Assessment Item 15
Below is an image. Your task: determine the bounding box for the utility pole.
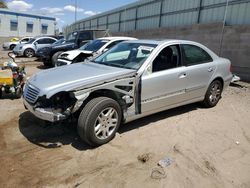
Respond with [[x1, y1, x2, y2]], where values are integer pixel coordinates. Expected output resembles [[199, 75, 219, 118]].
[[75, 0, 77, 22], [219, 0, 229, 56]]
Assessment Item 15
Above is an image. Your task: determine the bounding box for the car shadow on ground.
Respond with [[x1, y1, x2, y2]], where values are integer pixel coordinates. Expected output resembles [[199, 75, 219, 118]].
[[0, 93, 19, 100], [230, 82, 248, 89], [118, 103, 199, 134], [18, 111, 92, 151], [19, 103, 200, 151]]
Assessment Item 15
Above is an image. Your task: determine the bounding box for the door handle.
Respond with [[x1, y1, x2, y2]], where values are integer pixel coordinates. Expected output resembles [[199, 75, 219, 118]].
[[208, 67, 214, 72], [179, 73, 187, 79]]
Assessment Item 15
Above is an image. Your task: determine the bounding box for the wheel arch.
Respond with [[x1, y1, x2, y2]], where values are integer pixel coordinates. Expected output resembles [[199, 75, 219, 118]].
[[83, 89, 127, 110], [75, 89, 131, 120], [24, 48, 35, 56], [210, 76, 224, 90]]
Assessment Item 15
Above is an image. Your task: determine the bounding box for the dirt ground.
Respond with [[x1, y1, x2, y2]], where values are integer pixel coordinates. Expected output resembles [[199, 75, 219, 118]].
[[0, 50, 250, 188]]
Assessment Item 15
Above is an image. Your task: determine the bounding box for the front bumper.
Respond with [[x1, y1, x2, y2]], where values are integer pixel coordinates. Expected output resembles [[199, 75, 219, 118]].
[[23, 99, 67, 122], [2, 44, 9, 50], [13, 49, 23, 56]]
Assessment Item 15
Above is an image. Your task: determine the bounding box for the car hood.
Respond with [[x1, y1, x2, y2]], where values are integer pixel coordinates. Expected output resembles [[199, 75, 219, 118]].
[[28, 62, 136, 98], [52, 41, 75, 49], [60, 49, 93, 60]]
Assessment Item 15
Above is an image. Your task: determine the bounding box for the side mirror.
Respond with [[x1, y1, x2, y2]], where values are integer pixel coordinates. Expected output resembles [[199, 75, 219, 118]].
[[103, 48, 109, 53], [34, 42, 38, 46], [143, 65, 152, 76]]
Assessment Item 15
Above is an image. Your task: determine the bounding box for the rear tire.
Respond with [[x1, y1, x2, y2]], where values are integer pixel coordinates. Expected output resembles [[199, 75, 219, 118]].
[[24, 48, 35, 58], [77, 97, 122, 147], [202, 80, 223, 108], [51, 51, 63, 67]]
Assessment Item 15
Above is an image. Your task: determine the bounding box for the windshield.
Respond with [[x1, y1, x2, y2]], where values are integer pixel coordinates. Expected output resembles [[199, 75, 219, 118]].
[[53, 39, 66, 45], [93, 42, 157, 70], [66, 32, 78, 42], [80, 39, 108, 52]]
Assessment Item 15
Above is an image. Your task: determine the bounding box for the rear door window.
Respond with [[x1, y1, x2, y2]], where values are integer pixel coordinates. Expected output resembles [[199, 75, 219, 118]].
[[36, 38, 47, 44], [181, 44, 213, 66]]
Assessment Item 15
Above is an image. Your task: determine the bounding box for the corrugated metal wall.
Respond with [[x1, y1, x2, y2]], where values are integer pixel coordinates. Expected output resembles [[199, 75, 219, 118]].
[[64, 0, 250, 34]]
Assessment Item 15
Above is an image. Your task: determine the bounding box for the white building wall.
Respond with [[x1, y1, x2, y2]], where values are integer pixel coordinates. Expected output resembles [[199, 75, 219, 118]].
[[0, 10, 55, 37]]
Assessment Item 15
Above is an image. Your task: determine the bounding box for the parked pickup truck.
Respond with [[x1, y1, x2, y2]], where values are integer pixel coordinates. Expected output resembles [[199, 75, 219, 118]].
[[36, 30, 108, 66], [23, 39, 232, 146]]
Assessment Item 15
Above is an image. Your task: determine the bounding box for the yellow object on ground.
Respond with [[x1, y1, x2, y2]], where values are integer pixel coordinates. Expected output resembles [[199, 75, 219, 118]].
[[0, 69, 13, 85], [10, 37, 19, 42]]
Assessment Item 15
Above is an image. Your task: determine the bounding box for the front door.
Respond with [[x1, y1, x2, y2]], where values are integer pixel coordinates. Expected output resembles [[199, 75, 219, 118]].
[[141, 45, 188, 113]]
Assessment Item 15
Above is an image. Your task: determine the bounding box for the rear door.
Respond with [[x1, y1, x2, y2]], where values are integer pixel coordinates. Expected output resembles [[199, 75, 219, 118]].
[[141, 44, 188, 113], [181, 44, 216, 99], [36, 38, 47, 49], [36, 38, 56, 49]]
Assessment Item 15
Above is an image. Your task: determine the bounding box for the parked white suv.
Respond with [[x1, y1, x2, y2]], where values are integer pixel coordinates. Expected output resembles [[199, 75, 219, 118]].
[[56, 37, 137, 66]]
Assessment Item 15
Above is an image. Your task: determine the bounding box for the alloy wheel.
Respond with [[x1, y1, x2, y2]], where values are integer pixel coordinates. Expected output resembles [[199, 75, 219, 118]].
[[209, 82, 221, 104], [94, 107, 118, 140]]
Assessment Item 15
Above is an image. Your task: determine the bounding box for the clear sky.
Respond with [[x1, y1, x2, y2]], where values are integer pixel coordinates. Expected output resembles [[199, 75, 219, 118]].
[[5, 0, 138, 31]]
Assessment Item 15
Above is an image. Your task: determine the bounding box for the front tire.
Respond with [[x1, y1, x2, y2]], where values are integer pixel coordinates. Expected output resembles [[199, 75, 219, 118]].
[[24, 48, 35, 57], [43, 60, 51, 67], [51, 51, 63, 67], [10, 44, 16, 50], [202, 80, 223, 108], [77, 97, 122, 147]]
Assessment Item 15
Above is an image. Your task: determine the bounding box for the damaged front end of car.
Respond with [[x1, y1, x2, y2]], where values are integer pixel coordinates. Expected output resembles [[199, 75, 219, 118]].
[[23, 73, 139, 123]]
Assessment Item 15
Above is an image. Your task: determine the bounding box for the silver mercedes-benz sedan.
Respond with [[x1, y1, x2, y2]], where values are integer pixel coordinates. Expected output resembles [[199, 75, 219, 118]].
[[23, 39, 233, 146]]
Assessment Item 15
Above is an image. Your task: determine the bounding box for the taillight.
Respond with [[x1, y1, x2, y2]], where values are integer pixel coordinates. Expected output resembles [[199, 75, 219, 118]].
[[230, 64, 233, 73]]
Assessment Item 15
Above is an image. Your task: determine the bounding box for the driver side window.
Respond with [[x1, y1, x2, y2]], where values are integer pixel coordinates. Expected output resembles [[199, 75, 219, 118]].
[[152, 45, 180, 72]]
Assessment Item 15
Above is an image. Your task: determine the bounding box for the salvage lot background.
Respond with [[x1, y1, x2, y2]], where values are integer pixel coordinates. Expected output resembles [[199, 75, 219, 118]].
[[0, 50, 250, 188]]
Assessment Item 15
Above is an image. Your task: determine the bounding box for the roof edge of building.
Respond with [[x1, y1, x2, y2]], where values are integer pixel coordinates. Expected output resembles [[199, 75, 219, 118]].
[[0, 8, 56, 21]]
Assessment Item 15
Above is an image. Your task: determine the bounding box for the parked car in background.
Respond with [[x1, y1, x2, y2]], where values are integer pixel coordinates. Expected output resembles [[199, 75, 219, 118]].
[[38, 29, 108, 66], [3, 37, 33, 50], [10, 37, 19, 42], [23, 39, 233, 146], [36, 38, 66, 59], [13, 36, 57, 57], [56, 37, 137, 66]]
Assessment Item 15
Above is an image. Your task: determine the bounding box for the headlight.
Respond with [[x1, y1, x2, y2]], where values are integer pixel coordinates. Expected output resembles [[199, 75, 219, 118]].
[[59, 53, 69, 59]]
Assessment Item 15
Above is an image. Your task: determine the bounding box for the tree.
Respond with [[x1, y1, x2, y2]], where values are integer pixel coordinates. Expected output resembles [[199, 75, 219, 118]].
[[0, 0, 7, 8]]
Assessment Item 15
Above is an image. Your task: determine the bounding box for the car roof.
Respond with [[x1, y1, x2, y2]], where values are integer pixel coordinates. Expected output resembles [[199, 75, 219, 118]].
[[122, 39, 204, 45], [98, 36, 137, 41], [34, 36, 57, 40]]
